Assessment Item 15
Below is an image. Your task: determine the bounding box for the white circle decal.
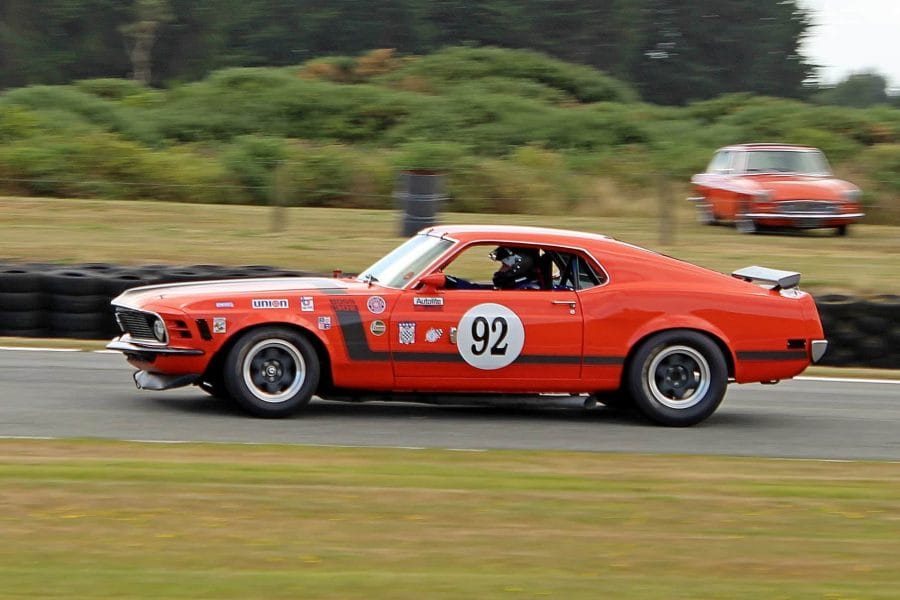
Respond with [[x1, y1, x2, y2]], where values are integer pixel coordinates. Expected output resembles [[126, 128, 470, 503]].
[[457, 303, 524, 370]]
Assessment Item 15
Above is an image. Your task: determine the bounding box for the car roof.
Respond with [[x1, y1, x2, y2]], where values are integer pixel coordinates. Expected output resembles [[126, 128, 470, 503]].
[[718, 143, 819, 152], [422, 224, 652, 256]]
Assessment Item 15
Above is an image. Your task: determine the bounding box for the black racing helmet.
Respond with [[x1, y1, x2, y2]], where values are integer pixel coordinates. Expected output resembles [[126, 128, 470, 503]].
[[491, 246, 537, 289]]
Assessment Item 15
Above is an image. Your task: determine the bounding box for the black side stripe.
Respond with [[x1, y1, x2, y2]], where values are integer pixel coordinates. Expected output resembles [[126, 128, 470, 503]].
[[737, 350, 808, 361], [334, 309, 390, 361]]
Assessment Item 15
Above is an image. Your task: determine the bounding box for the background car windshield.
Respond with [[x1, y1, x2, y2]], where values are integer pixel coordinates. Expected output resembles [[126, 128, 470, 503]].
[[357, 234, 453, 288], [745, 150, 831, 175]]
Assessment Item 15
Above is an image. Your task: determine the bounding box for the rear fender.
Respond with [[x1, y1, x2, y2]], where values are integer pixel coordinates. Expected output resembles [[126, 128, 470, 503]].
[[625, 316, 736, 378]]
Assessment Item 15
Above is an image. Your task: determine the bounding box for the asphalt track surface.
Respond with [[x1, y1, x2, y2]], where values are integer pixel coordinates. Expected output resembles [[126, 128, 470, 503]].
[[1, 348, 898, 460]]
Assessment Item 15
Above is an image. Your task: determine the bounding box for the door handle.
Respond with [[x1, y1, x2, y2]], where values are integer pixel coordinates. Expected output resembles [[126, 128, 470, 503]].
[[551, 299, 577, 314]]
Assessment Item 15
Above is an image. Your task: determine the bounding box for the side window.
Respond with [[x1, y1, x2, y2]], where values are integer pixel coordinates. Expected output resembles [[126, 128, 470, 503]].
[[553, 252, 606, 291], [706, 151, 733, 173]]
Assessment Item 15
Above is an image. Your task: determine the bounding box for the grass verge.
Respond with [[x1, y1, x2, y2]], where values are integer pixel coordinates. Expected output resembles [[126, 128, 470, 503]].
[[1, 439, 898, 599], [2, 196, 898, 294]]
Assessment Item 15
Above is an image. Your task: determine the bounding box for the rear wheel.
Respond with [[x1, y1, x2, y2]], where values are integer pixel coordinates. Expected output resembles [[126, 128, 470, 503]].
[[224, 327, 320, 418], [835, 224, 848, 236], [627, 331, 727, 426]]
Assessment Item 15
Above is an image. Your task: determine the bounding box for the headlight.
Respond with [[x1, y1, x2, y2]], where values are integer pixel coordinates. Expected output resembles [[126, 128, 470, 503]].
[[843, 189, 862, 202], [152, 319, 167, 342]]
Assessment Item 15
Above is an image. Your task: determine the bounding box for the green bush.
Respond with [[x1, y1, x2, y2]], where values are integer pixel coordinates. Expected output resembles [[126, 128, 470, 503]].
[[379, 46, 637, 104], [221, 135, 288, 203]]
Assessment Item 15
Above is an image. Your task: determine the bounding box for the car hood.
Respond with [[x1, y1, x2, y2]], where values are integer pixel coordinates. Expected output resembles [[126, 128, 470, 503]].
[[112, 276, 356, 309], [745, 175, 855, 199]]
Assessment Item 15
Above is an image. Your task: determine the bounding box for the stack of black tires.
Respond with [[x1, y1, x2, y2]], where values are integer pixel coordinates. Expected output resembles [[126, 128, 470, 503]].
[[815, 293, 900, 369], [0, 263, 308, 340]]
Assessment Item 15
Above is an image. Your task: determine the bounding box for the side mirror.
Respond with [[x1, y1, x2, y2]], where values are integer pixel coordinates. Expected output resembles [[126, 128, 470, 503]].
[[418, 272, 446, 292]]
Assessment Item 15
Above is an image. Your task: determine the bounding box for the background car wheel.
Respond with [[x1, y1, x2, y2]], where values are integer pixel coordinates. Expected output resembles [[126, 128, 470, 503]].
[[627, 331, 727, 427], [695, 201, 717, 225], [223, 327, 320, 418], [735, 214, 757, 234], [835, 225, 848, 236]]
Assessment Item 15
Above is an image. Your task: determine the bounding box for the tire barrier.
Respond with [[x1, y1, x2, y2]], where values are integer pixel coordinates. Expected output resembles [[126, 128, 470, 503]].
[[0, 262, 897, 369], [0, 262, 312, 341]]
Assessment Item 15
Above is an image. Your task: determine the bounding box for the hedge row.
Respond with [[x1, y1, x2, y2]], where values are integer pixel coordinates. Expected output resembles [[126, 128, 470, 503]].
[[1, 262, 897, 369]]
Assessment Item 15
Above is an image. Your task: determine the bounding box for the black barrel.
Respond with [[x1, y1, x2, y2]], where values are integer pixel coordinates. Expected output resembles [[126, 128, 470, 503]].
[[394, 171, 446, 237]]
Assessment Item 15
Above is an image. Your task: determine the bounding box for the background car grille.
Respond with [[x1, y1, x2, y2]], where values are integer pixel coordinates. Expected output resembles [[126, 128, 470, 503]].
[[779, 200, 839, 214], [115, 309, 157, 340]]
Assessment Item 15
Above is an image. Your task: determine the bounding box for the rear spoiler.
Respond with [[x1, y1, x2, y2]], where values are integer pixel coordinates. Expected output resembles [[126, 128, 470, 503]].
[[731, 265, 801, 290]]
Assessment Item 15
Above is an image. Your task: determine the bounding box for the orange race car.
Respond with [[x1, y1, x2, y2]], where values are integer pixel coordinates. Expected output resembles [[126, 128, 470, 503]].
[[108, 225, 828, 426], [690, 143, 864, 235]]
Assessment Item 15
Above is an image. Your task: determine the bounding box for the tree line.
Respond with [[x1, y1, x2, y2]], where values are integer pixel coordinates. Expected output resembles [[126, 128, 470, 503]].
[[1, 0, 820, 105]]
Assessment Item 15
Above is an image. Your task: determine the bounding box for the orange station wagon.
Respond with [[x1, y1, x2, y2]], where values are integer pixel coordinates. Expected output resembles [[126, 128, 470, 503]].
[[690, 143, 864, 235], [108, 225, 828, 426]]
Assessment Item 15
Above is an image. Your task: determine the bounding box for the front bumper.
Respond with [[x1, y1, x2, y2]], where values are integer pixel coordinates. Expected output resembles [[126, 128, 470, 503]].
[[745, 211, 865, 228], [107, 338, 205, 360]]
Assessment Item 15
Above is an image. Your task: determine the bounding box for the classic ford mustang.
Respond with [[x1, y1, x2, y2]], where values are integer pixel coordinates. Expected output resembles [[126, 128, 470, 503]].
[[690, 143, 864, 235], [107, 225, 828, 426]]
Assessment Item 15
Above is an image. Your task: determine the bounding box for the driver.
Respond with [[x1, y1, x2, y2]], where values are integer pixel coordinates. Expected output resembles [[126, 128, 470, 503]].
[[490, 246, 541, 289]]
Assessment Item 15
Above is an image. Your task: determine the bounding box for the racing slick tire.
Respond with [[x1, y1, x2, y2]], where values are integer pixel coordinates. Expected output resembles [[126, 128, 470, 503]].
[[223, 326, 320, 418], [626, 330, 727, 427]]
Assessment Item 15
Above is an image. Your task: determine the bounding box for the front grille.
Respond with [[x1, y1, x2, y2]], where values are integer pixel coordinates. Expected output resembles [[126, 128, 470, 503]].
[[115, 309, 157, 340], [779, 200, 838, 214]]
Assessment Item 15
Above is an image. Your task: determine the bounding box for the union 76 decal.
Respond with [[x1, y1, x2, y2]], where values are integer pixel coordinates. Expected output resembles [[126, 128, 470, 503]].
[[457, 303, 524, 370]]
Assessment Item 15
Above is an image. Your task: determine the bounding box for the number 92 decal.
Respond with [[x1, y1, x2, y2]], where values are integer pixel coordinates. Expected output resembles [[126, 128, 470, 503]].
[[457, 303, 525, 370]]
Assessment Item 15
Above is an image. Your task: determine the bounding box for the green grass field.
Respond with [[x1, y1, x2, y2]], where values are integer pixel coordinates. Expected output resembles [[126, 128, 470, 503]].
[[2, 439, 899, 599], [2, 196, 898, 294]]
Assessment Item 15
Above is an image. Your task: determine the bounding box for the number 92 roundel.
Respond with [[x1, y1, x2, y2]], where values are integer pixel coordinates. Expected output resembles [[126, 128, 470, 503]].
[[457, 303, 525, 370]]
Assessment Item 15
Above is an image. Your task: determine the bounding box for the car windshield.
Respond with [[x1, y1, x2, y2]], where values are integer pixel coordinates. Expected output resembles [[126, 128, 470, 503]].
[[357, 234, 454, 289], [744, 150, 831, 175]]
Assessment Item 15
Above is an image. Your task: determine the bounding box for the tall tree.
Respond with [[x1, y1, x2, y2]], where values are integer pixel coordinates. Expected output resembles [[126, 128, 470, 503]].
[[121, 0, 172, 84], [631, 0, 814, 104]]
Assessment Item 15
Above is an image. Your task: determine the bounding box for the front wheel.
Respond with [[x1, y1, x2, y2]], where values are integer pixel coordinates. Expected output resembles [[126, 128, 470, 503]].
[[223, 327, 320, 418], [626, 331, 728, 426]]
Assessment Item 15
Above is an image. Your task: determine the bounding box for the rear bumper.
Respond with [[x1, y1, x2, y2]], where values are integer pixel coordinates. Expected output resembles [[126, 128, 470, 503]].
[[811, 339, 828, 363]]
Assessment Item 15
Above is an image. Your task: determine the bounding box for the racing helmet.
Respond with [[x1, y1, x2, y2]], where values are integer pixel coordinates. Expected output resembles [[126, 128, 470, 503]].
[[491, 246, 537, 289]]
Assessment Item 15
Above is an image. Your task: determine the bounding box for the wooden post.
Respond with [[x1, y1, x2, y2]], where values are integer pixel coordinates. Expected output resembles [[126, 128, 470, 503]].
[[271, 160, 287, 233], [658, 171, 675, 246]]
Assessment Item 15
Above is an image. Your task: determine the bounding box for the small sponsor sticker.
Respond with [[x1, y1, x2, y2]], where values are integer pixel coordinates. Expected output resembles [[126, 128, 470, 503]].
[[425, 327, 443, 343], [414, 297, 444, 307], [330, 298, 357, 312], [212, 317, 227, 334], [300, 296, 315, 312], [398, 321, 416, 345], [252, 299, 289, 309], [370, 320, 386, 336], [215, 301, 234, 308], [367, 296, 386, 314], [318, 316, 332, 330]]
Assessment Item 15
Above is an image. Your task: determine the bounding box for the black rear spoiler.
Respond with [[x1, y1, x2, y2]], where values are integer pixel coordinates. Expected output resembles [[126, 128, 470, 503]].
[[731, 265, 801, 290]]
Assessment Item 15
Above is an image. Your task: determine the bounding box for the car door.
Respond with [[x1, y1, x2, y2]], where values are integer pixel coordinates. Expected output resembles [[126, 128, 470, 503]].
[[388, 287, 583, 390]]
